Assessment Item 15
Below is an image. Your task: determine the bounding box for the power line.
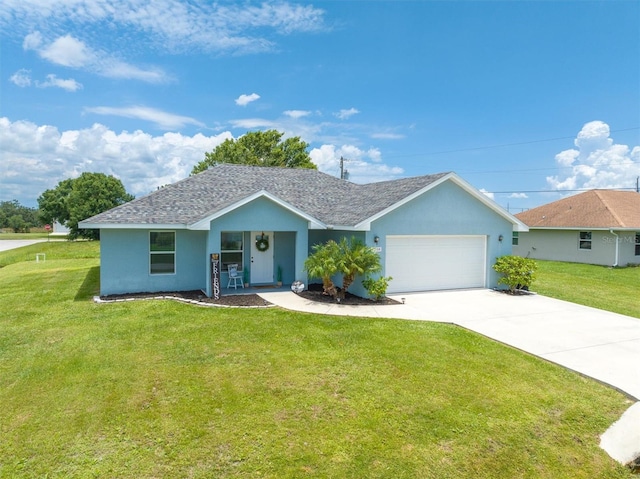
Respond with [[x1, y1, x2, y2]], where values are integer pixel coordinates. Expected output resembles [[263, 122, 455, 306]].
[[385, 126, 640, 160]]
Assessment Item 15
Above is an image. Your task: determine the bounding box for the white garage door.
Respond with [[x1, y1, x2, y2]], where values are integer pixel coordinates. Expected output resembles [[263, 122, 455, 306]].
[[385, 235, 486, 293]]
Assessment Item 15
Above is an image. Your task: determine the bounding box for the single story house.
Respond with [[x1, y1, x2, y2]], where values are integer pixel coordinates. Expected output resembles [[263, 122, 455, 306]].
[[79, 164, 527, 297], [513, 189, 640, 266]]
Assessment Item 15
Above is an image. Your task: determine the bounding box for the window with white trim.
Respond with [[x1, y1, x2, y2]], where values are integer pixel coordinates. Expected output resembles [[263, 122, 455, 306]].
[[512, 232, 519, 246], [635, 233, 640, 256], [221, 232, 244, 271], [150, 231, 175, 274], [579, 231, 592, 250]]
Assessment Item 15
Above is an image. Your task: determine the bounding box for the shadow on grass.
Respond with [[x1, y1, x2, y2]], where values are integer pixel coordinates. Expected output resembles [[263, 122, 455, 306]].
[[75, 266, 100, 302]]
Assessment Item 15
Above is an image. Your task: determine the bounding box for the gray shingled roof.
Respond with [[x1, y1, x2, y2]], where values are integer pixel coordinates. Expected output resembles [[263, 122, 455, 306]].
[[81, 164, 450, 228]]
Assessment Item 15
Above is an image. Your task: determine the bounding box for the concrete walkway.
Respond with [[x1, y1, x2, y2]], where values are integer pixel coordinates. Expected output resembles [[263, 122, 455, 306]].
[[259, 288, 640, 465]]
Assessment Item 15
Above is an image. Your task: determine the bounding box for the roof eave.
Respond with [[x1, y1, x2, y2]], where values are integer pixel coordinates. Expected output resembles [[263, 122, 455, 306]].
[[78, 222, 189, 229], [525, 226, 640, 231]]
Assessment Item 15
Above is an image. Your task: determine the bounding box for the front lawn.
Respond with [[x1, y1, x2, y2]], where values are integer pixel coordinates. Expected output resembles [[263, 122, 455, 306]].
[[0, 243, 634, 478], [534, 260, 640, 319]]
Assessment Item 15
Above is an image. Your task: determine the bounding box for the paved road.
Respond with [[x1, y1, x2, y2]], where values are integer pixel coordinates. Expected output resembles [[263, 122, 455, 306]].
[[0, 239, 47, 252]]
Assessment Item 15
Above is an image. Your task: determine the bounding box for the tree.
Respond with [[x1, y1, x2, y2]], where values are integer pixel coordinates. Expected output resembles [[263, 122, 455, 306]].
[[0, 200, 40, 231], [38, 173, 134, 240], [191, 130, 317, 174], [8, 214, 27, 233]]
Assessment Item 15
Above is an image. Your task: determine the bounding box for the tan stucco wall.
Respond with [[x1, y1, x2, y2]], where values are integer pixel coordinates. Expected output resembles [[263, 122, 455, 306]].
[[513, 229, 639, 266]]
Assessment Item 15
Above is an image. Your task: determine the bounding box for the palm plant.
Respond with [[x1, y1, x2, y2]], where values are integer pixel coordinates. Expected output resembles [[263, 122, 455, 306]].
[[335, 237, 381, 300], [304, 240, 340, 298]]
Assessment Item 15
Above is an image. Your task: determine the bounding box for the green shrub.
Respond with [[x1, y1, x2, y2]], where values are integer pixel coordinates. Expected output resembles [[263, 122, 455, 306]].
[[493, 255, 538, 293], [362, 276, 393, 301]]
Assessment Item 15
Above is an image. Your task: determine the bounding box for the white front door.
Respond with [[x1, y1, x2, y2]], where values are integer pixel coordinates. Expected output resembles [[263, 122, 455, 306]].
[[250, 231, 274, 284]]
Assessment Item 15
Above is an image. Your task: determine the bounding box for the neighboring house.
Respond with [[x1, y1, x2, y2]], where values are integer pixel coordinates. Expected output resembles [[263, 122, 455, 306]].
[[513, 189, 640, 267], [79, 164, 527, 297], [52, 221, 70, 236]]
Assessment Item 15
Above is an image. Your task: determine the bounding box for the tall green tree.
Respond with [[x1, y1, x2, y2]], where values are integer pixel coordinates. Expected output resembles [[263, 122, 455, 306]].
[[0, 200, 40, 231], [191, 130, 317, 174], [38, 173, 134, 240]]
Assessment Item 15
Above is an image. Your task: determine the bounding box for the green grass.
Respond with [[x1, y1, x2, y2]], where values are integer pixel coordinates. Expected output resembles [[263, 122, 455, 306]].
[[0, 240, 98, 268], [0, 232, 52, 240], [0, 244, 635, 478], [534, 260, 640, 319]]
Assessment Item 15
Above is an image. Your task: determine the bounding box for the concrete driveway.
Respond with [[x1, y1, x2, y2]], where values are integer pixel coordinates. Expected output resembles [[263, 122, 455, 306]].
[[394, 289, 640, 400], [260, 287, 640, 464]]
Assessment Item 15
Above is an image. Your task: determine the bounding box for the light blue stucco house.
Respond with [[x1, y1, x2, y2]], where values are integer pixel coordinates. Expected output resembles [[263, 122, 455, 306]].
[[79, 164, 528, 297]]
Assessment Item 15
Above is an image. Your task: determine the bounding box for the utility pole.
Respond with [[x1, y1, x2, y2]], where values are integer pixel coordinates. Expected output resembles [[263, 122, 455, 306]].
[[340, 156, 350, 180], [636, 176, 639, 193]]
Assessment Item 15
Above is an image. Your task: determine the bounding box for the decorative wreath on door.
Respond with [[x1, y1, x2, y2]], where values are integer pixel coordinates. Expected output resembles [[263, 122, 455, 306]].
[[255, 235, 269, 252]]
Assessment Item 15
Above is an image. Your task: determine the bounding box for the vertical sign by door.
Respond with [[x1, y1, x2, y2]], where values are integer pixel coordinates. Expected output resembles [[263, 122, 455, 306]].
[[211, 253, 221, 300]]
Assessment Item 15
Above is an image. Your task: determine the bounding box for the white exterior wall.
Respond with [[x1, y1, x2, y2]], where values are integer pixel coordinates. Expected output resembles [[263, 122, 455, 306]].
[[514, 229, 640, 266]]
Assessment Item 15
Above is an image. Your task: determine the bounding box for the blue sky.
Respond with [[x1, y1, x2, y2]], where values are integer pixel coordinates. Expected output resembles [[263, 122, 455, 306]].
[[1, 0, 639, 211]]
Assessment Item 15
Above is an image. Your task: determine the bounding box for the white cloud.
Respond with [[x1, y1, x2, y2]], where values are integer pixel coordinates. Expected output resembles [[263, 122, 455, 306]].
[[22, 31, 42, 50], [22, 32, 168, 83], [479, 189, 495, 200], [97, 59, 167, 83], [10, 69, 82, 91], [9, 69, 32, 87], [283, 110, 311, 119], [309, 144, 403, 183], [371, 132, 405, 140], [335, 108, 360, 120], [84, 106, 204, 130], [230, 118, 277, 130], [2, 1, 327, 55], [37, 34, 94, 67], [508, 193, 528, 199], [235, 93, 261, 106], [546, 121, 640, 191], [0, 117, 231, 206], [37, 74, 83, 91]]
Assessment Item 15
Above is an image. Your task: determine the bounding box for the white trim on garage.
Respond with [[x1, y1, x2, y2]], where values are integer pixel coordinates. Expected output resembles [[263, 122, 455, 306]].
[[385, 235, 487, 293]]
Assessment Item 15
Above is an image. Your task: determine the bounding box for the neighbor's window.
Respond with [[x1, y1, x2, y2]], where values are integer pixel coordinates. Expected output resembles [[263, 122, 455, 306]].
[[221, 231, 243, 270], [150, 231, 175, 274], [512, 232, 519, 246], [579, 231, 592, 250], [635, 233, 640, 256]]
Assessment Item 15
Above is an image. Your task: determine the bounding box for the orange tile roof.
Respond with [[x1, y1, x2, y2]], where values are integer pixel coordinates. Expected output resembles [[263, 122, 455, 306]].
[[516, 190, 640, 228]]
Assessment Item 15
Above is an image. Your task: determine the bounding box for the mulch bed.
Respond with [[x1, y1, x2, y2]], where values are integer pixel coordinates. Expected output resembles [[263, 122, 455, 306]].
[[297, 283, 400, 305], [99, 283, 399, 307], [100, 290, 271, 307]]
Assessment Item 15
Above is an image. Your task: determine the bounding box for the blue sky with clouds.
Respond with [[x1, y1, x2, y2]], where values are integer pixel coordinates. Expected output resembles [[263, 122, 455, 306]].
[[1, 0, 639, 210]]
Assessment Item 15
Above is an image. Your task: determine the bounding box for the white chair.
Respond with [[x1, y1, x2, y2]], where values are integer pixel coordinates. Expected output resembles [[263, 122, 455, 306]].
[[227, 264, 244, 289]]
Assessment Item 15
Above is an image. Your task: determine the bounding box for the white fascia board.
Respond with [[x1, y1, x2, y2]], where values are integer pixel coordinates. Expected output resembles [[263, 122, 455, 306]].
[[188, 190, 326, 231], [526, 226, 639, 232], [308, 224, 366, 231], [354, 172, 529, 232], [78, 222, 188, 229]]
